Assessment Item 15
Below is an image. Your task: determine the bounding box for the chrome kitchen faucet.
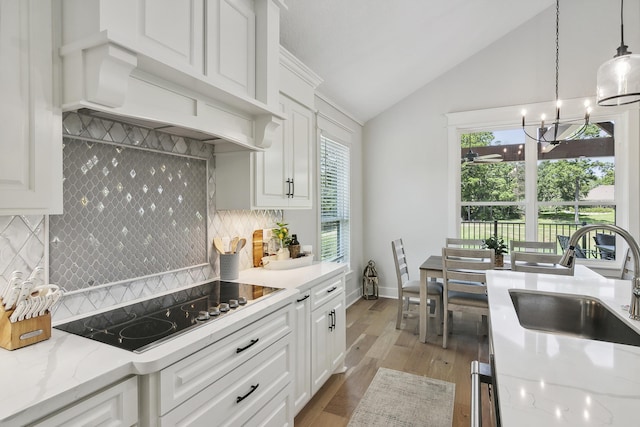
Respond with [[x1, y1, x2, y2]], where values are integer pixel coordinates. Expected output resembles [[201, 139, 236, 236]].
[[559, 224, 640, 320]]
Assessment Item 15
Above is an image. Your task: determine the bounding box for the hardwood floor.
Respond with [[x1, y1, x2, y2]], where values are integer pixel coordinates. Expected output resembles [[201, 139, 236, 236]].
[[294, 297, 493, 426]]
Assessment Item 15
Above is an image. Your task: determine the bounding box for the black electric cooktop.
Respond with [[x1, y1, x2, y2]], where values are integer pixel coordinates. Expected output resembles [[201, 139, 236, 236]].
[[54, 280, 283, 353]]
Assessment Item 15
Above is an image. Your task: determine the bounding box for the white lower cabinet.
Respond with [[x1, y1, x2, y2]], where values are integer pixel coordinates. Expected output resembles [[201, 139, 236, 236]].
[[292, 291, 311, 413], [311, 294, 345, 395], [140, 304, 294, 426], [292, 272, 346, 414], [160, 338, 292, 426], [29, 377, 138, 427]]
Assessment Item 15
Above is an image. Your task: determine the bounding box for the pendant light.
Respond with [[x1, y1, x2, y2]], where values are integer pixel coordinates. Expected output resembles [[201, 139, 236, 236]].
[[521, 0, 591, 146], [597, 0, 640, 106]]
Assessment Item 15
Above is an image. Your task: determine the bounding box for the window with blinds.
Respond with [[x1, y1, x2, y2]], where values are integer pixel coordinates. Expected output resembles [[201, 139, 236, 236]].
[[320, 134, 350, 263]]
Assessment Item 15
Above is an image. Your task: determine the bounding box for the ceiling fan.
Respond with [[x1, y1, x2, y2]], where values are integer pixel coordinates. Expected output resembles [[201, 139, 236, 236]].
[[461, 147, 503, 164]]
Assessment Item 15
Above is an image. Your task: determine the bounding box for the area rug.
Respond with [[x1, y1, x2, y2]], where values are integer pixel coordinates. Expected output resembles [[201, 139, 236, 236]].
[[348, 367, 455, 427]]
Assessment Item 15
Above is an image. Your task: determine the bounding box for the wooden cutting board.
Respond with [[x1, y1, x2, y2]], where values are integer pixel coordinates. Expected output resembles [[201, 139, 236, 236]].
[[253, 229, 263, 267]]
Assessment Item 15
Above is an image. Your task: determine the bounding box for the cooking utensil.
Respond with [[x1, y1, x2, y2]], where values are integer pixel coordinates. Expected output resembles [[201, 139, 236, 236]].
[[43, 290, 62, 315], [16, 298, 35, 322], [213, 237, 226, 254], [14, 280, 35, 309], [3, 284, 21, 311], [235, 238, 246, 253], [230, 236, 239, 253], [9, 300, 27, 323], [2, 272, 23, 301], [28, 266, 45, 287]]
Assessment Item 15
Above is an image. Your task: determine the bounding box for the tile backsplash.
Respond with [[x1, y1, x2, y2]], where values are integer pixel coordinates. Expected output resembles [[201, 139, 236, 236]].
[[0, 111, 282, 321], [50, 138, 208, 288]]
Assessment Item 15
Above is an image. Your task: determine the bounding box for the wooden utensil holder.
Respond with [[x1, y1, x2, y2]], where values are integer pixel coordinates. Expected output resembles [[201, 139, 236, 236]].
[[0, 305, 51, 350]]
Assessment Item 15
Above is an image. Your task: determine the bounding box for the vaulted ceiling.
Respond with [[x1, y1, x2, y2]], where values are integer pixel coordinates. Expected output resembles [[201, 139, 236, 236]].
[[279, 0, 555, 123]]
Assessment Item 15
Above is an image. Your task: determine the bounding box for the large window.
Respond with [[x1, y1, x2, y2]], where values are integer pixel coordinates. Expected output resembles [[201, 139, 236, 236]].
[[320, 134, 350, 263], [459, 122, 617, 260]]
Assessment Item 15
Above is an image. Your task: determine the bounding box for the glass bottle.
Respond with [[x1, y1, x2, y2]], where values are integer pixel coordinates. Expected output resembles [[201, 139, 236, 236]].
[[289, 234, 301, 259]]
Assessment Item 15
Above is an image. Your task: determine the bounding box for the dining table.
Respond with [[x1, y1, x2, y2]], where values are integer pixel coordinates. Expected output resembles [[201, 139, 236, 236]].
[[418, 255, 445, 343], [418, 253, 596, 343]]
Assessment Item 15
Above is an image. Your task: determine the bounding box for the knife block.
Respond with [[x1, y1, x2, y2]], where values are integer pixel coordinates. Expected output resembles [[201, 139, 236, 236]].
[[0, 305, 51, 350]]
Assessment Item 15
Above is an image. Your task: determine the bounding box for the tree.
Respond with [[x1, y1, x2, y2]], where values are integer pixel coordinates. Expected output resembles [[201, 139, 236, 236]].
[[537, 159, 597, 202]]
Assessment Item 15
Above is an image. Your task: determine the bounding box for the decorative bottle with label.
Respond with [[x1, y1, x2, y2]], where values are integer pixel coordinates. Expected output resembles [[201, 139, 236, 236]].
[[289, 234, 301, 259]]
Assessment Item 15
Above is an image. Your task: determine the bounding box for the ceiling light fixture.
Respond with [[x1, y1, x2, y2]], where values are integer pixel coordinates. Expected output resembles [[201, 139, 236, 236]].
[[596, 0, 640, 106], [521, 0, 591, 146]]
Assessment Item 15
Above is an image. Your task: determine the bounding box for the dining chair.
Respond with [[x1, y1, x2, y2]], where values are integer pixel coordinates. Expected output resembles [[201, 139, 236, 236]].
[[445, 238, 484, 249], [557, 235, 588, 258], [392, 238, 443, 333], [511, 251, 574, 275], [441, 247, 495, 349], [620, 248, 633, 279], [593, 233, 616, 260], [510, 240, 556, 253]]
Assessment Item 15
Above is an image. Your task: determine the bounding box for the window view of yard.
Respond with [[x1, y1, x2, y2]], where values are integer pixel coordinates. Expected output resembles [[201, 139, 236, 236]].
[[460, 123, 616, 259]]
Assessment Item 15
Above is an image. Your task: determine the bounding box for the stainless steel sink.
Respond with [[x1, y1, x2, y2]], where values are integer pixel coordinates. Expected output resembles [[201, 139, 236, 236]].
[[509, 290, 640, 347]]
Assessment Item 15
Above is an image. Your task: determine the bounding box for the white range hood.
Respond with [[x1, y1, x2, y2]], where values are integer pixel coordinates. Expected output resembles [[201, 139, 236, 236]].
[[58, 0, 287, 152]]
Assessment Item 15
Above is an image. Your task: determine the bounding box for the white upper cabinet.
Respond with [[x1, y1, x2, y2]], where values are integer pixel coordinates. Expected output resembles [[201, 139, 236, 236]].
[[215, 47, 322, 210], [254, 94, 313, 208], [0, 0, 63, 215], [60, 0, 283, 150], [207, 0, 256, 97]]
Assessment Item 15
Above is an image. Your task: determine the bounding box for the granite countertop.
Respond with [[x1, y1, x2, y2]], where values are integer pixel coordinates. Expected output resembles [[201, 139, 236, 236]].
[[487, 266, 640, 426], [0, 262, 346, 426]]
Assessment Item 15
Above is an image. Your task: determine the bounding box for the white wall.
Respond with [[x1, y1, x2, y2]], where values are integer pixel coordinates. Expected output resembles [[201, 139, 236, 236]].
[[363, 0, 640, 297], [284, 94, 364, 306]]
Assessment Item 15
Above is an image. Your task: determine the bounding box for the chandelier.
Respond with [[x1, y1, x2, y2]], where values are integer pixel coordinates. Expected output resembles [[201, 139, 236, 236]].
[[521, 0, 591, 146], [597, 0, 640, 106]]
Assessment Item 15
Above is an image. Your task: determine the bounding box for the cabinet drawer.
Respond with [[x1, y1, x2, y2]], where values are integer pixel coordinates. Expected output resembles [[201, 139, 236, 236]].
[[245, 383, 292, 427], [159, 306, 292, 414], [160, 336, 292, 426], [30, 377, 138, 427], [310, 276, 344, 311]]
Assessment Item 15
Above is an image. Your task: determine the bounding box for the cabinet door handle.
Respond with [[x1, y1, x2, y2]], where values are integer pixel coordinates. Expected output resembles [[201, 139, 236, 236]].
[[291, 178, 294, 197], [327, 286, 337, 294], [328, 311, 334, 331], [236, 338, 259, 353], [236, 383, 259, 403], [296, 294, 310, 302], [286, 179, 292, 198], [331, 309, 336, 329]]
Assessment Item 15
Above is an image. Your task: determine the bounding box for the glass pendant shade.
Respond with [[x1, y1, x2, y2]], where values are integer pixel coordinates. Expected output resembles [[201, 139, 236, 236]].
[[597, 53, 640, 106]]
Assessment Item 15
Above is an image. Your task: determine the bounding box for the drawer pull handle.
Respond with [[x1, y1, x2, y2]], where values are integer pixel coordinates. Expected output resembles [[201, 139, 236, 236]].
[[236, 338, 259, 353], [236, 383, 259, 403], [296, 294, 310, 302], [327, 286, 337, 293]]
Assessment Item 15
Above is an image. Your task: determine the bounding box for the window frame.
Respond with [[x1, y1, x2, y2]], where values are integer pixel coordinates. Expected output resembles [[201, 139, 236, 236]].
[[446, 98, 636, 267], [319, 132, 351, 264]]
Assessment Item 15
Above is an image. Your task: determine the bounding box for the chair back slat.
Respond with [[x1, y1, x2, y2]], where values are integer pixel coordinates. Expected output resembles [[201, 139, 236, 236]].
[[511, 251, 574, 275], [510, 240, 556, 253], [621, 249, 634, 280], [446, 238, 484, 249], [392, 239, 411, 288]]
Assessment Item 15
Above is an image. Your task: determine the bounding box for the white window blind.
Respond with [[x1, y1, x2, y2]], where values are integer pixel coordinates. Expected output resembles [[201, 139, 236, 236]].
[[320, 134, 350, 263]]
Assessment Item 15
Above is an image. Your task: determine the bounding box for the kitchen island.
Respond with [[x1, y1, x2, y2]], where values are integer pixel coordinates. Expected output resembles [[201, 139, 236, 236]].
[[487, 267, 640, 426], [0, 262, 346, 427]]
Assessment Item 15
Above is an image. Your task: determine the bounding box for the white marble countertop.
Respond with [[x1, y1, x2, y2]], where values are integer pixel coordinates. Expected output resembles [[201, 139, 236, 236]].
[[0, 262, 346, 426], [487, 266, 640, 426]]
